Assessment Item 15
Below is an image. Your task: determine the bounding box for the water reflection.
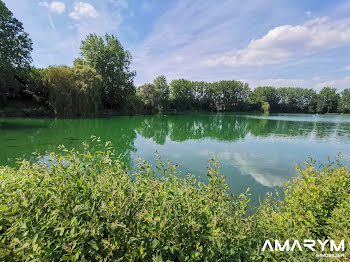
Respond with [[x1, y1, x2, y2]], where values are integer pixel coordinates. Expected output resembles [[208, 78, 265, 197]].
[[137, 113, 350, 143], [199, 151, 289, 187], [0, 117, 139, 165], [1, 113, 350, 203]]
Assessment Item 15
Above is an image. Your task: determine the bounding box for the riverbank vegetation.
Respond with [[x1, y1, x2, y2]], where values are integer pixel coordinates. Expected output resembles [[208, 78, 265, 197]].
[[0, 140, 349, 261], [1, 1, 350, 118]]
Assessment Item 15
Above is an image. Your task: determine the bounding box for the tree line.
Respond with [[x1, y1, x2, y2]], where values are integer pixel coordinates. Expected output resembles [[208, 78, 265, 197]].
[[1, 0, 349, 117], [138, 78, 350, 114]]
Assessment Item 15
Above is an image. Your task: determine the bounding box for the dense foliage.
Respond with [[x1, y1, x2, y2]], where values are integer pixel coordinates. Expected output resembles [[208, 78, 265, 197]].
[[0, 141, 250, 261], [42, 65, 102, 118], [316, 87, 340, 114], [0, 0, 32, 105], [248, 86, 317, 113], [338, 89, 350, 113], [0, 141, 349, 261], [249, 157, 350, 261], [137, 75, 170, 113], [78, 34, 136, 110], [137, 77, 349, 115], [169, 79, 250, 112]]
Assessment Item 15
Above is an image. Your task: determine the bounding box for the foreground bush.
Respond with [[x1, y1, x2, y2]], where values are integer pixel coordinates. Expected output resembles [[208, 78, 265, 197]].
[[250, 158, 350, 261], [0, 140, 349, 261], [0, 141, 249, 261]]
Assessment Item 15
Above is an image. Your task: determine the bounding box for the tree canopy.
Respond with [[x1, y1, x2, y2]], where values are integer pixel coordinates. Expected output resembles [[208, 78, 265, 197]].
[[135, 77, 348, 115], [43, 65, 102, 117], [153, 75, 170, 110], [78, 33, 136, 109], [316, 87, 339, 113], [338, 88, 350, 113], [0, 0, 32, 103], [137, 75, 170, 113]]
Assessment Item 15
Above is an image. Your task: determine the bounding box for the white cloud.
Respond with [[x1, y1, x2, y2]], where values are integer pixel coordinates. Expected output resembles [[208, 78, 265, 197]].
[[243, 78, 309, 89], [242, 76, 350, 91], [345, 64, 350, 70], [315, 76, 350, 91], [132, 0, 273, 85], [69, 2, 99, 20], [39, 0, 126, 67], [39, 1, 65, 14], [132, 1, 350, 88], [204, 16, 350, 66]]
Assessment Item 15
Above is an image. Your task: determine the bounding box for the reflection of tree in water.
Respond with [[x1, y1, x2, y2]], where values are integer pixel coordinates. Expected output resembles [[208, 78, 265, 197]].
[[310, 121, 350, 140], [247, 118, 316, 137], [2, 114, 350, 166], [246, 117, 350, 140], [136, 113, 350, 143], [136, 115, 170, 145], [137, 114, 250, 143], [335, 122, 350, 139], [312, 122, 333, 139], [0, 117, 138, 166]]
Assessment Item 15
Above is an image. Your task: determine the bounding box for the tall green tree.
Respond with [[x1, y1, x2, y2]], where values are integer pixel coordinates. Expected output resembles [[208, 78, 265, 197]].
[[170, 79, 196, 110], [136, 76, 170, 112], [78, 33, 136, 109], [316, 87, 340, 113], [338, 89, 350, 113], [153, 75, 170, 110], [137, 83, 158, 110], [212, 80, 250, 111], [23, 67, 49, 107], [277, 88, 317, 113], [43, 65, 102, 117], [248, 86, 278, 111], [0, 0, 32, 104]]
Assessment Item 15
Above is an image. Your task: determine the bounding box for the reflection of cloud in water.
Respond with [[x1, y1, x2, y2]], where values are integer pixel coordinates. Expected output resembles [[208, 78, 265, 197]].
[[341, 153, 350, 161], [198, 149, 212, 157], [230, 153, 287, 188], [198, 150, 291, 188]]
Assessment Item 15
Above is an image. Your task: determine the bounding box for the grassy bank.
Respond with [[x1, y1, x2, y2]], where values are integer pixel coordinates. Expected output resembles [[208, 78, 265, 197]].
[[0, 140, 349, 261]]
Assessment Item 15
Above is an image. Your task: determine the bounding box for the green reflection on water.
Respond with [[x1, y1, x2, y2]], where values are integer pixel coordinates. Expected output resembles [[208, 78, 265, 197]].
[[1, 113, 350, 207]]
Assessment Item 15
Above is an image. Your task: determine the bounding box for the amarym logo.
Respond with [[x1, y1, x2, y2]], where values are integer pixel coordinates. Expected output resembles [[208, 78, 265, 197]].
[[262, 239, 345, 252]]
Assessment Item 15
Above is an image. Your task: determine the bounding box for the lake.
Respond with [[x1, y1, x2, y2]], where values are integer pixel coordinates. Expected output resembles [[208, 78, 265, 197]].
[[1, 113, 350, 206]]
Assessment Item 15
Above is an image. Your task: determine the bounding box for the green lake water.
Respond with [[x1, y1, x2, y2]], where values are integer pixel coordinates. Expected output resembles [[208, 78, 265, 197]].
[[1, 113, 350, 206]]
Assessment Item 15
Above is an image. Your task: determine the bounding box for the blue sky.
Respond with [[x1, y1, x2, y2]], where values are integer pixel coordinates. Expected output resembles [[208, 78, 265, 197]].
[[3, 0, 350, 90]]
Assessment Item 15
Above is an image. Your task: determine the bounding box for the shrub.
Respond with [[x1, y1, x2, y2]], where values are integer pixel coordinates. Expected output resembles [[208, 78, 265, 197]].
[[0, 140, 249, 261], [0, 140, 349, 261], [249, 158, 350, 261]]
